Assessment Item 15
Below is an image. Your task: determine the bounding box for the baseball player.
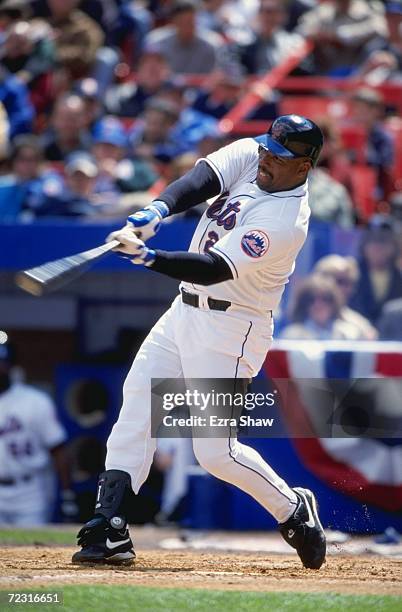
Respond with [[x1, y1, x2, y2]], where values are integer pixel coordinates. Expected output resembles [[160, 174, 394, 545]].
[[73, 115, 326, 569], [0, 336, 71, 525]]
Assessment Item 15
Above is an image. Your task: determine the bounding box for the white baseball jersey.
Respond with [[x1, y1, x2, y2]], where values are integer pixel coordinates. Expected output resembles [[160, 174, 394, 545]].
[[181, 137, 310, 316], [0, 384, 66, 480]]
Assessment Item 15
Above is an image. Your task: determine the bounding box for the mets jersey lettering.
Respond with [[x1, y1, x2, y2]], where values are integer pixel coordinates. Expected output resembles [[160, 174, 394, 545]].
[[206, 198, 241, 230]]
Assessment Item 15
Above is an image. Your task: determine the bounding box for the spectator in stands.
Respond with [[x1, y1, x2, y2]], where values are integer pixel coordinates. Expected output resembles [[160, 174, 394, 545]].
[[191, 70, 244, 119], [297, 0, 386, 75], [145, 0, 228, 74], [74, 78, 102, 133], [358, 50, 400, 85], [30, 0, 119, 34], [0, 19, 56, 114], [350, 218, 402, 324], [280, 275, 363, 340], [236, 0, 305, 76], [46, 0, 104, 80], [158, 76, 222, 153], [360, 1, 402, 84], [129, 97, 183, 164], [313, 255, 378, 340], [197, 0, 256, 46], [308, 119, 355, 227], [0, 65, 34, 138], [0, 0, 30, 29], [378, 297, 402, 340], [198, 0, 233, 35], [33, 152, 99, 217], [105, 49, 171, 118], [285, 0, 317, 32], [0, 134, 63, 222], [42, 94, 91, 161], [190, 68, 279, 121], [101, 0, 152, 66], [91, 115, 157, 195], [351, 87, 395, 200], [0, 20, 55, 87]]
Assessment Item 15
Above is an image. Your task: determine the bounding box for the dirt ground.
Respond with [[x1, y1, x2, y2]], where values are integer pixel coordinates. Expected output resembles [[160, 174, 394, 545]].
[[1, 528, 401, 596]]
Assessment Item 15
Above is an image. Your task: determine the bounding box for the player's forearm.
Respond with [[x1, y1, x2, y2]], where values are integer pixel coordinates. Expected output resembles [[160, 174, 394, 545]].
[[155, 161, 221, 215], [150, 249, 233, 285]]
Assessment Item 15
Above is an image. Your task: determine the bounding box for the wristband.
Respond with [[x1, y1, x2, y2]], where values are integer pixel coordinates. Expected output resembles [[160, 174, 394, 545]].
[[147, 201, 170, 219]]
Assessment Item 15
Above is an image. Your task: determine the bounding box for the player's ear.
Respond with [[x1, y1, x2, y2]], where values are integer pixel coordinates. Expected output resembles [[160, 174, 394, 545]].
[[298, 159, 311, 176]]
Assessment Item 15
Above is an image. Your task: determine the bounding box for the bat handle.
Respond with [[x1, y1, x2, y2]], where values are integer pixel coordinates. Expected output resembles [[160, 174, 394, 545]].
[[102, 239, 121, 252]]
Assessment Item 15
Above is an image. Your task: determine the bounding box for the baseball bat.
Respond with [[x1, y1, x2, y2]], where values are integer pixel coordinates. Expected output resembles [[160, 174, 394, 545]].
[[15, 239, 120, 296]]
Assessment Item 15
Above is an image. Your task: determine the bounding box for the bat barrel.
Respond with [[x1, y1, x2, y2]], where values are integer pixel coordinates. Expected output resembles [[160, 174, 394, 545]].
[[15, 240, 120, 296]]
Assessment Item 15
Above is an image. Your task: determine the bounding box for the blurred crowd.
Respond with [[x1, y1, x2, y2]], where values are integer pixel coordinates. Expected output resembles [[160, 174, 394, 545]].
[[0, 0, 400, 224]]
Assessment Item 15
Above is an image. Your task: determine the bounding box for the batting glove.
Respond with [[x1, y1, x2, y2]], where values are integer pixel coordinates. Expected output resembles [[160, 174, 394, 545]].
[[109, 227, 156, 267], [127, 200, 169, 241]]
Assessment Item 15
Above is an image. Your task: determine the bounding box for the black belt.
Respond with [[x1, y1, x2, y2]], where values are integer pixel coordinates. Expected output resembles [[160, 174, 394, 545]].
[[0, 475, 32, 486], [181, 289, 273, 317], [181, 289, 231, 312]]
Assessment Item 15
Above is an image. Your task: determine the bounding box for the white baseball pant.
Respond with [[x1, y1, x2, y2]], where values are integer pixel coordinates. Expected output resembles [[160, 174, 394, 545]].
[[106, 295, 298, 523]]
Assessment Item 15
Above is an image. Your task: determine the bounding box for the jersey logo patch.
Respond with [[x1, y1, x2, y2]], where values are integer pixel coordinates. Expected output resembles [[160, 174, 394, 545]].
[[241, 231, 269, 258]]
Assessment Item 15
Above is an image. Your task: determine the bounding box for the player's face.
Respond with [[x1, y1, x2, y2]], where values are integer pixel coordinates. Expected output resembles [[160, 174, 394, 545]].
[[257, 146, 311, 192]]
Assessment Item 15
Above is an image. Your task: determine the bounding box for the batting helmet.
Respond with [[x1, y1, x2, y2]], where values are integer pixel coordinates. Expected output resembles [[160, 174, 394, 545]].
[[257, 114, 324, 167]]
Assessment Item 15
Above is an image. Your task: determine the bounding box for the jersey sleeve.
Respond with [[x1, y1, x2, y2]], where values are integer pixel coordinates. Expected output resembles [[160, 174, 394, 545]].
[[210, 222, 293, 279], [34, 394, 67, 449], [199, 138, 258, 194]]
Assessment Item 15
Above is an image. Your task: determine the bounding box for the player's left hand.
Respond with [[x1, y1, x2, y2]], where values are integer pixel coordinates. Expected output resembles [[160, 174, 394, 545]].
[[108, 227, 156, 266], [127, 201, 169, 241]]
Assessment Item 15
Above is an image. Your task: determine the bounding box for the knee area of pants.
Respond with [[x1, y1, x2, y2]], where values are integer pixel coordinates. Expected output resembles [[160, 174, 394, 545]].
[[192, 441, 229, 474]]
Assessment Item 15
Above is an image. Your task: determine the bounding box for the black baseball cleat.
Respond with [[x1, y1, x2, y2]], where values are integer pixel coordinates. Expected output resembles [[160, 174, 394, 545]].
[[279, 487, 326, 570], [72, 515, 135, 565]]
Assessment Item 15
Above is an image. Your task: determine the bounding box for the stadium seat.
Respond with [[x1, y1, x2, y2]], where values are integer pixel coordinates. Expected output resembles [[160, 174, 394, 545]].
[[339, 126, 367, 165], [348, 164, 377, 220]]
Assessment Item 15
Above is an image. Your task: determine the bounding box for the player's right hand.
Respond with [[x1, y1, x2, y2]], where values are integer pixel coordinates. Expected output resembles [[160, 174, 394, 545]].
[[127, 200, 169, 241], [106, 227, 156, 267]]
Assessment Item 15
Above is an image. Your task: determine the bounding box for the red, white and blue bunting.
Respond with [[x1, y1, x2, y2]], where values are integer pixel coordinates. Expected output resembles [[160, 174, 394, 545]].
[[264, 340, 402, 512]]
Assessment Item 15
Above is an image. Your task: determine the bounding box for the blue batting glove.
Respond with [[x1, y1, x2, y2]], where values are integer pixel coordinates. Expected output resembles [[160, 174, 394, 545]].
[[131, 246, 156, 267], [127, 201, 169, 241]]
